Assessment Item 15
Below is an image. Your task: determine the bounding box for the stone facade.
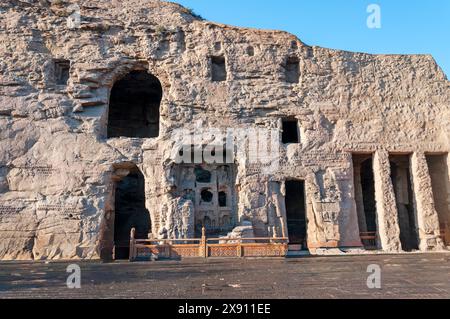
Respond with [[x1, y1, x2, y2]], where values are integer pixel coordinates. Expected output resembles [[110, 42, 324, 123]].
[[0, 0, 449, 260]]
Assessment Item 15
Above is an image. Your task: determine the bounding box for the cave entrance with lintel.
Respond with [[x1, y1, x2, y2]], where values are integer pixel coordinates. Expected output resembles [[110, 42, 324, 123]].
[[352, 154, 378, 249], [113, 165, 150, 260], [285, 180, 307, 249]]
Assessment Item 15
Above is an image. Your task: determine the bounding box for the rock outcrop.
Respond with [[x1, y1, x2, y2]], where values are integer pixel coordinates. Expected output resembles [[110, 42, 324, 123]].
[[0, 0, 449, 260]]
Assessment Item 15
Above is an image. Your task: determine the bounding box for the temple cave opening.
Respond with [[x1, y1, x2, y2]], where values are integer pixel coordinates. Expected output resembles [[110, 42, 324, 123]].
[[352, 154, 378, 249], [211, 56, 226, 82], [285, 180, 307, 249], [389, 155, 419, 252], [107, 70, 162, 139], [54, 59, 70, 86], [282, 119, 300, 144], [113, 166, 150, 260]]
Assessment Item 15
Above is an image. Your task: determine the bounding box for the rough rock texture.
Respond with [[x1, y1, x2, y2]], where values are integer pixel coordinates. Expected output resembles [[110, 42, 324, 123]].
[[0, 0, 449, 260], [221, 221, 256, 243]]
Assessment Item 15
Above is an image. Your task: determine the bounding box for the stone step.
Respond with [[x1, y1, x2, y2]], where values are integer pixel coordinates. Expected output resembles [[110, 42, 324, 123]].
[[288, 244, 302, 251], [286, 250, 310, 257]]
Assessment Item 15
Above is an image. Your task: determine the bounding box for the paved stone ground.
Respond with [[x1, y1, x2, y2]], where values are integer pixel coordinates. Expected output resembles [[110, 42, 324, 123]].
[[0, 253, 449, 299]]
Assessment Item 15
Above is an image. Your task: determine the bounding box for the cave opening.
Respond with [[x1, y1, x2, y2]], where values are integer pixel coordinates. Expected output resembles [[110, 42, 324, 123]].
[[353, 154, 378, 249], [211, 56, 226, 82], [285, 180, 307, 249], [54, 59, 70, 86], [114, 166, 150, 260], [107, 70, 162, 138], [282, 119, 300, 144]]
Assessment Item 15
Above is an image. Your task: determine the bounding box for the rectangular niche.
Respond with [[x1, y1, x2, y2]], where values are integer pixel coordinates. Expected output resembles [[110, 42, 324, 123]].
[[54, 59, 70, 86], [211, 56, 227, 82], [285, 56, 299, 83], [282, 118, 300, 144]]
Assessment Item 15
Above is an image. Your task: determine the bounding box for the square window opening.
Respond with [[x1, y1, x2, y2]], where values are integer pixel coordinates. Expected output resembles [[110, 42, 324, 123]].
[[211, 56, 226, 82], [282, 119, 300, 144], [54, 60, 70, 86]]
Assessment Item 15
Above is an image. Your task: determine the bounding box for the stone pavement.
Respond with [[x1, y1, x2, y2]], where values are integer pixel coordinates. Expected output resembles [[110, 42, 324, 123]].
[[0, 253, 449, 299]]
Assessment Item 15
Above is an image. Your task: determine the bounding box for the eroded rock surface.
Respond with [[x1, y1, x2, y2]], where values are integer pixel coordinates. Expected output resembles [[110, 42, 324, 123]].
[[0, 0, 449, 260]]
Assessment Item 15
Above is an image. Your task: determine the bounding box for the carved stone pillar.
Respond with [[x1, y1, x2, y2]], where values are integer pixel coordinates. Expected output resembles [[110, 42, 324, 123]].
[[373, 150, 402, 251], [410, 152, 445, 251], [394, 160, 417, 250]]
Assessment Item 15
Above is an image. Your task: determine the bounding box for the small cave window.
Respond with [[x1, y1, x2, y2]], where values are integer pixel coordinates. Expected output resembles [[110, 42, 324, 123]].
[[285, 56, 299, 83], [218, 191, 227, 207], [211, 56, 226, 82], [246, 46, 255, 57], [195, 167, 212, 183], [54, 60, 70, 86], [107, 70, 162, 139], [200, 189, 214, 203], [282, 119, 300, 144], [113, 166, 150, 260]]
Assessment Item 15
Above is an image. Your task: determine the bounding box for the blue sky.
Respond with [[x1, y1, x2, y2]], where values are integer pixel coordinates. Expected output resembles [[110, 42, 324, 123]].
[[172, 0, 450, 77]]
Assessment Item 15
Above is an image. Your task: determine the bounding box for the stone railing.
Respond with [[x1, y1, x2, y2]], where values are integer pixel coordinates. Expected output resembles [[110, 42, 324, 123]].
[[129, 227, 288, 261], [360, 231, 378, 250]]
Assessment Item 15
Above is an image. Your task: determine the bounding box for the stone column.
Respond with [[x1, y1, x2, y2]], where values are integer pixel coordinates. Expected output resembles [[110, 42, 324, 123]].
[[353, 163, 368, 233], [394, 161, 415, 250], [373, 150, 402, 252], [410, 152, 445, 251]]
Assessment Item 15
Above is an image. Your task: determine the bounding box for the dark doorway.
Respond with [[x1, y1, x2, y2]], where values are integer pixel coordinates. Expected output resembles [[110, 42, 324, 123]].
[[282, 119, 300, 144], [390, 155, 419, 251], [352, 155, 378, 249], [360, 159, 377, 232], [426, 154, 450, 245], [285, 180, 307, 248], [114, 167, 150, 259], [107, 70, 162, 138], [211, 56, 226, 82], [54, 59, 70, 86]]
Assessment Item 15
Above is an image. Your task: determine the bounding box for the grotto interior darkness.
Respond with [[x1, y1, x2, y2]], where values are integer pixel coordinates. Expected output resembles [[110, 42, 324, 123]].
[[107, 70, 162, 139]]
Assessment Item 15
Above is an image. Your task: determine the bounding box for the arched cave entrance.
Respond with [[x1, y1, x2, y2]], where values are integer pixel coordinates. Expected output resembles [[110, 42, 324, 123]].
[[107, 70, 162, 138], [114, 166, 150, 260]]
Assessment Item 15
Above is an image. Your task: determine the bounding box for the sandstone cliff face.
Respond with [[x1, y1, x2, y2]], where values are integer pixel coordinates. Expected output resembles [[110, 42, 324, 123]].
[[0, 0, 449, 260]]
